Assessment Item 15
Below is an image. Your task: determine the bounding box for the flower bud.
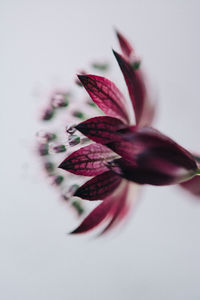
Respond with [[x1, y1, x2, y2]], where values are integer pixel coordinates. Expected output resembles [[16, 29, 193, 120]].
[[38, 143, 49, 156], [44, 161, 55, 173], [36, 131, 57, 143], [51, 175, 64, 186], [68, 135, 80, 147], [51, 93, 69, 108], [41, 107, 55, 121], [73, 111, 85, 119]]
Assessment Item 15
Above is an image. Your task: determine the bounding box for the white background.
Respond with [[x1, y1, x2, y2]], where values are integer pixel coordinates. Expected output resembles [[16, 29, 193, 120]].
[[1, 0, 200, 299]]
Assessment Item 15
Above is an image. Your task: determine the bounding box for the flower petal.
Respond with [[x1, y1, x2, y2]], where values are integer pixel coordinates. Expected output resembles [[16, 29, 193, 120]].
[[77, 74, 130, 124], [59, 143, 117, 176], [107, 158, 176, 185], [70, 196, 114, 234], [115, 30, 133, 58], [180, 175, 200, 198], [75, 116, 125, 144], [100, 182, 131, 234], [106, 127, 198, 185], [71, 181, 138, 235], [74, 171, 122, 200], [113, 50, 155, 126]]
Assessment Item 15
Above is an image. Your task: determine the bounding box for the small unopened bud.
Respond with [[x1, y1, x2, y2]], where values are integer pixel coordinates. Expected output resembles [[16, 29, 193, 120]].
[[44, 161, 55, 173], [73, 111, 85, 119], [41, 107, 55, 121], [51, 93, 69, 108], [38, 143, 49, 156], [36, 131, 57, 143], [53, 144, 66, 153], [68, 135, 80, 147], [91, 62, 109, 71], [61, 189, 70, 201], [61, 184, 79, 201], [51, 175, 64, 186], [49, 143, 66, 154], [71, 200, 84, 215], [69, 184, 79, 195], [66, 125, 76, 135]]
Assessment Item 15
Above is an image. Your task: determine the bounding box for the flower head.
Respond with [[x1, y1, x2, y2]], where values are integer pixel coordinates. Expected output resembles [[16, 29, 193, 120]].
[[59, 30, 199, 235], [38, 29, 200, 236]]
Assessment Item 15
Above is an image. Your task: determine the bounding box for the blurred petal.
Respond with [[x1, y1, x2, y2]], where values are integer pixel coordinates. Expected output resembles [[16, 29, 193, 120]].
[[74, 171, 122, 200], [77, 74, 130, 124], [71, 180, 137, 235], [115, 30, 133, 58], [113, 50, 155, 126], [100, 182, 132, 234], [107, 158, 175, 185], [180, 175, 200, 198], [59, 143, 117, 176], [75, 116, 125, 144], [70, 196, 114, 234], [106, 127, 198, 185]]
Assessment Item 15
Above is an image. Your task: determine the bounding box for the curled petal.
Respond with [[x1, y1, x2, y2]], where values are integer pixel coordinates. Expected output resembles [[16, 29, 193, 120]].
[[106, 127, 198, 185], [74, 171, 122, 200], [113, 50, 155, 126], [75, 116, 125, 144], [59, 143, 117, 176], [77, 74, 130, 124]]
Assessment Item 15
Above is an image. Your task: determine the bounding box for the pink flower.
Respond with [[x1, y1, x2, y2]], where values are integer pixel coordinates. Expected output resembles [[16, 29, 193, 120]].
[[59, 31, 199, 235]]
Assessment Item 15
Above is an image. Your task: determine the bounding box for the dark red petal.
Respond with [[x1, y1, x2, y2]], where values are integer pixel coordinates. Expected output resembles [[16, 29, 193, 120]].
[[107, 158, 175, 185], [111, 126, 197, 170], [75, 116, 125, 144], [70, 196, 114, 234], [113, 50, 155, 126], [71, 181, 134, 235], [115, 30, 133, 58], [180, 176, 200, 198], [77, 74, 130, 124], [106, 127, 198, 185], [100, 182, 131, 234], [71, 181, 138, 235], [59, 143, 117, 176], [74, 171, 122, 200]]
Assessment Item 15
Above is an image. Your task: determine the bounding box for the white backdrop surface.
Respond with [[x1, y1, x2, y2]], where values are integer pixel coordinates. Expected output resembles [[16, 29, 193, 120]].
[[1, 1, 200, 299]]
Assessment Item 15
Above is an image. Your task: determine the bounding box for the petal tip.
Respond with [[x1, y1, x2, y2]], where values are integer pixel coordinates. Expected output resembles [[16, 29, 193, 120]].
[[58, 159, 70, 171], [58, 161, 64, 169], [69, 226, 90, 235], [69, 229, 80, 235], [73, 190, 80, 198], [77, 74, 89, 82], [112, 49, 122, 62], [75, 122, 87, 136]]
